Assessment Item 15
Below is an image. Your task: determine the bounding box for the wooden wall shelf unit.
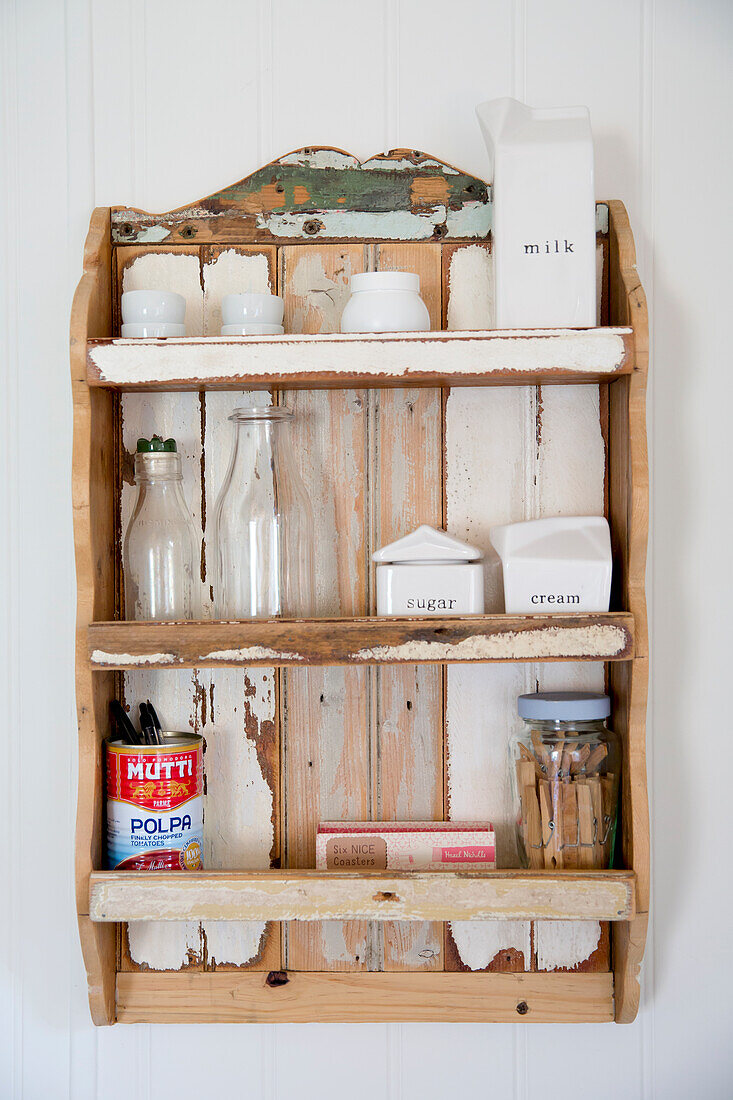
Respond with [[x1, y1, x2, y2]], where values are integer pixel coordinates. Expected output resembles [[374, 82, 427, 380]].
[[71, 147, 649, 1026]]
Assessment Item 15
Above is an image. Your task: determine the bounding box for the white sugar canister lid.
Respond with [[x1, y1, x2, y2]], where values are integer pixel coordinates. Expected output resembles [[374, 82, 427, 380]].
[[350, 271, 421, 294], [518, 691, 611, 721], [372, 524, 482, 564]]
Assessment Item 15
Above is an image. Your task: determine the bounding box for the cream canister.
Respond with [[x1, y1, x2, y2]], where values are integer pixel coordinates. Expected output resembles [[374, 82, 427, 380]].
[[372, 525, 484, 616]]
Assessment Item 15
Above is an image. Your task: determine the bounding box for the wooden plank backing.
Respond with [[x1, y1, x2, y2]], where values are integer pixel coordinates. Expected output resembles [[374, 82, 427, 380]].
[[370, 242, 445, 971], [279, 244, 371, 972], [115, 970, 614, 1024]]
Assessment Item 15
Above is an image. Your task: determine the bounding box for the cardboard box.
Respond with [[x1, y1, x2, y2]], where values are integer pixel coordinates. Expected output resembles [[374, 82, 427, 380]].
[[316, 821, 495, 871]]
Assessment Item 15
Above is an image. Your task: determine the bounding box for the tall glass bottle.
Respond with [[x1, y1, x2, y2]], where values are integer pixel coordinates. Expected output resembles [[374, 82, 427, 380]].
[[213, 406, 314, 618], [123, 437, 198, 620]]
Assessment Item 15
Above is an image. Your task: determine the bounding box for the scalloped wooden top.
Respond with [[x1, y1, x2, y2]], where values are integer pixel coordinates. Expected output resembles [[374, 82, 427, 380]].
[[111, 147, 492, 245]]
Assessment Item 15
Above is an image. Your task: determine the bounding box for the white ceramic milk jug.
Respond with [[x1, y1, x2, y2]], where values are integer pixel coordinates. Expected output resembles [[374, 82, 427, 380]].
[[476, 97, 596, 328]]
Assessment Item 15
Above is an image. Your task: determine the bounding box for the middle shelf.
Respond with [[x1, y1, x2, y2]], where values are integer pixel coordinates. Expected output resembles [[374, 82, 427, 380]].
[[87, 612, 635, 669]]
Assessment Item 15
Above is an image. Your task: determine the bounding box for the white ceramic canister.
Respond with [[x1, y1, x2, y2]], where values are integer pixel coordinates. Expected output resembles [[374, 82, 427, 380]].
[[222, 293, 284, 326], [489, 516, 612, 613], [121, 290, 186, 325], [340, 272, 431, 333], [373, 525, 484, 616], [476, 97, 596, 327]]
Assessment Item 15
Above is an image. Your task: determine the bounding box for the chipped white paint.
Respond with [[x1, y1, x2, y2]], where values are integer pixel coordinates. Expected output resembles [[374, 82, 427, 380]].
[[445, 201, 492, 238], [127, 921, 201, 972], [361, 156, 459, 173], [257, 207, 451, 241], [202, 248, 272, 336], [350, 624, 629, 663], [277, 149, 358, 170], [287, 250, 354, 335], [447, 245, 494, 330], [200, 647, 303, 663], [90, 650, 176, 666], [88, 328, 631, 386], [201, 384, 279, 965], [449, 921, 532, 971], [198, 668, 274, 965], [120, 250, 204, 336], [535, 920, 602, 972], [131, 225, 171, 243]]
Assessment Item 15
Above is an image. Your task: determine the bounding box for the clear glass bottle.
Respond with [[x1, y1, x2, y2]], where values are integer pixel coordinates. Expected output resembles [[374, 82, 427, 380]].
[[510, 692, 620, 870], [213, 406, 314, 618], [123, 437, 198, 620]]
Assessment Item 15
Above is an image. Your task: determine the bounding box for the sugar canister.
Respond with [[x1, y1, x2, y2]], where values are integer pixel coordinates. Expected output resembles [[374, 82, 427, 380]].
[[372, 525, 484, 616]]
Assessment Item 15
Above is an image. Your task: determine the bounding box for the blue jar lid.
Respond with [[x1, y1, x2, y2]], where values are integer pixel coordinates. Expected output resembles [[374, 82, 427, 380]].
[[517, 691, 610, 721]]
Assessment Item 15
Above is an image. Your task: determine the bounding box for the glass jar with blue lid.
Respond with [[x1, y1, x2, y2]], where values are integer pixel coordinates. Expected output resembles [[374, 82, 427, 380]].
[[510, 692, 620, 870]]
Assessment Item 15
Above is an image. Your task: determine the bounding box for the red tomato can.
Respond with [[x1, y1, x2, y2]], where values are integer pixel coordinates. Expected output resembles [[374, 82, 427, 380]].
[[106, 733, 204, 871]]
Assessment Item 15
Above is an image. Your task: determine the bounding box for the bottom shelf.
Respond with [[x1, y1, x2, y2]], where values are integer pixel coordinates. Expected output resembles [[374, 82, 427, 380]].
[[89, 869, 636, 923], [115, 970, 614, 1024]]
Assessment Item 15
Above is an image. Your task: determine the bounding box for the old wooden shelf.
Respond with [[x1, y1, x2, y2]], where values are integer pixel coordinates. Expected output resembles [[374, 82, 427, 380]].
[[87, 613, 635, 668], [71, 146, 649, 1026], [88, 869, 636, 923], [85, 326, 634, 390]]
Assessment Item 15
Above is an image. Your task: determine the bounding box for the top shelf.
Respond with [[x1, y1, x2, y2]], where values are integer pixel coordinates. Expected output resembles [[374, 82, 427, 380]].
[[86, 327, 634, 390]]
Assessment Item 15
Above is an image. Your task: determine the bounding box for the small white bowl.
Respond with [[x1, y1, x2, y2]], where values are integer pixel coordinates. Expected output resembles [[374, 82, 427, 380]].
[[220, 323, 284, 336], [121, 290, 186, 325], [221, 293, 284, 326], [121, 322, 186, 338]]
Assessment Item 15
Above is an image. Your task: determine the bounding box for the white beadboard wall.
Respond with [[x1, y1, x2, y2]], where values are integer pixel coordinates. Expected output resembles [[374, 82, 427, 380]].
[[1, 0, 732, 1096]]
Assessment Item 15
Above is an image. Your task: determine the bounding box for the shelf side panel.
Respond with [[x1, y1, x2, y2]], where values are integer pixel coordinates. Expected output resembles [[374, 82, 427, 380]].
[[71, 206, 117, 1024], [608, 200, 650, 1022]]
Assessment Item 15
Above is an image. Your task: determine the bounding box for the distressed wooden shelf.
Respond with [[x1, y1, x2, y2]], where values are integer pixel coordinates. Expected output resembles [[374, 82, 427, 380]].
[[85, 327, 634, 390], [87, 613, 635, 668], [71, 146, 649, 1027], [89, 869, 636, 924]]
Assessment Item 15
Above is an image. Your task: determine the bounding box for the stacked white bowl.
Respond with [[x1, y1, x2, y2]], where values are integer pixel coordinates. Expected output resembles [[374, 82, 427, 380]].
[[221, 293, 284, 335], [121, 291, 186, 337]]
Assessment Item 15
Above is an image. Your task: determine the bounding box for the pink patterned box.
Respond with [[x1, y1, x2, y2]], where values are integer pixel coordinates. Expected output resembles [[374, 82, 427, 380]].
[[316, 821, 495, 871]]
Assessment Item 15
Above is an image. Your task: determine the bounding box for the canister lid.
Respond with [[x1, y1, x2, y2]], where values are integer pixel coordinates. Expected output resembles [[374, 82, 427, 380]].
[[517, 691, 611, 720], [350, 271, 420, 294], [372, 524, 482, 564]]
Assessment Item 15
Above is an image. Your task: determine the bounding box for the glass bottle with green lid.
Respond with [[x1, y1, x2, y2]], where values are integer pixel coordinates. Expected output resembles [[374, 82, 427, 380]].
[[123, 436, 198, 620], [510, 692, 620, 870]]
